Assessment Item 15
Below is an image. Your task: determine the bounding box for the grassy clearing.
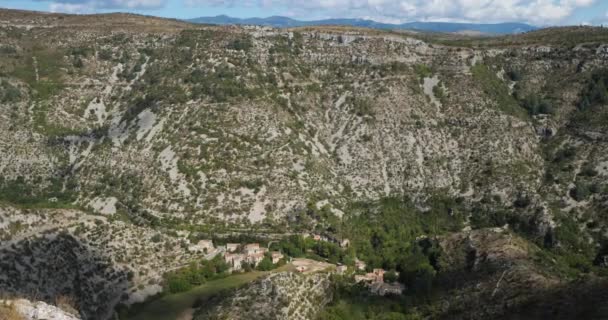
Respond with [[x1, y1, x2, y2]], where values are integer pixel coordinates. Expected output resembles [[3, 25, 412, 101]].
[[123, 271, 268, 320]]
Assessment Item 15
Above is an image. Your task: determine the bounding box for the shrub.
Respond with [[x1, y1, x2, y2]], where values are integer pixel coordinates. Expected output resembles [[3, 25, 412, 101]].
[[98, 49, 113, 60], [578, 70, 608, 111], [513, 194, 531, 208], [506, 69, 522, 81], [0, 80, 21, 103], [570, 183, 591, 201], [256, 257, 274, 271], [520, 94, 554, 115], [226, 38, 252, 51], [151, 234, 163, 243]]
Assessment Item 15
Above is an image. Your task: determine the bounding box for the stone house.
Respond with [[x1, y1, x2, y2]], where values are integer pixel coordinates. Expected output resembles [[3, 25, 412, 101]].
[[224, 253, 245, 270], [244, 243, 265, 255], [226, 243, 239, 253], [271, 251, 284, 264], [372, 268, 385, 282], [246, 252, 265, 266], [355, 259, 366, 271]]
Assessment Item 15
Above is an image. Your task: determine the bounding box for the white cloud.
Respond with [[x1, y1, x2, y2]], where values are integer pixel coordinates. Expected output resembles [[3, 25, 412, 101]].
[[49, 3, 93, 13], [185, 0, 597, 25], [44, 0, 167, 12]]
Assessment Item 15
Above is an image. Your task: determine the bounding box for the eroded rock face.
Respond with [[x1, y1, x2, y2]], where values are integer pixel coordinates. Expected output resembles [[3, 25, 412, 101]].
[[12, 299, 82, 320], [433, 229, 561, 319], [195, 272, 333, 320], [0, 234, 128, 320]]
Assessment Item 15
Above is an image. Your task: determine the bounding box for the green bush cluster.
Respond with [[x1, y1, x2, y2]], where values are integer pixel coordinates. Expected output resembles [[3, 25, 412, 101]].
[[519, 93, 554, 115], [226, 37, 253, 51], [165, 256, 230, 293], [0, 176, 76, 208], [579, 70, 608, 111], [271, 235, 351, 265], [186, 65, 256, 102], [0, 79, 21, 103]]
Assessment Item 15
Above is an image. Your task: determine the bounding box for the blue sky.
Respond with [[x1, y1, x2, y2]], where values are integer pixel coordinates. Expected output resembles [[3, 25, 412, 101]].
[[2, 0, 608, 26]]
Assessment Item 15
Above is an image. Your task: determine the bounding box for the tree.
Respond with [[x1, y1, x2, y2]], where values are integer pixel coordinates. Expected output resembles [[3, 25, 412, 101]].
[[384, 270, 399, 283], [257, 257, 274, 271]]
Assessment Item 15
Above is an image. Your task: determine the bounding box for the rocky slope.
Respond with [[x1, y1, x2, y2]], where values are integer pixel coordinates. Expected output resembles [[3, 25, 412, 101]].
[[194, 272, 332, 320], [0, 8, 608, 319], [1, 299, 81, 320]]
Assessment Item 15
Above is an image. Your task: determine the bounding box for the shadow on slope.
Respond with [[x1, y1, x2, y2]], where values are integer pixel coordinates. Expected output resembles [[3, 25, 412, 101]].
[[0, 233, 129, 320]]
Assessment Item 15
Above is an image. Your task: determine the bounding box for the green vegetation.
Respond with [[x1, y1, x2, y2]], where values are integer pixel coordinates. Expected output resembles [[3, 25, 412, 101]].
[[413, 64, 432, 80], [269, 34, 303, 55], [578, 69, 608, 111], [518, 93, 554, 115], [0, 79, 21, 103], [319, 275, 423, 320], [185, 64, 257, 102], [0, 176, 77, 209], [345, 197, 463, 270], [471, 64, 528, 119], [272, 235, 351, 265], [122, 271, 268, 320], [164, 256, 230, 294], [10, 46, 65, 101], [226, 37, 253, 51], [349, 96, 375, 119]]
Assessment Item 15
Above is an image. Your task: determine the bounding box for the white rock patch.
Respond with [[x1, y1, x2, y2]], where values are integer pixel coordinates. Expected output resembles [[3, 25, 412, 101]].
[[88, 197, 118, 215], [136, 109, 157, 141], [423, 76, 441, 107]]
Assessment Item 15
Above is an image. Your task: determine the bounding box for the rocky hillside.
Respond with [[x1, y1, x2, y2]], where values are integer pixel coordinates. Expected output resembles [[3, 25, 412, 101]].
[[1, 8, 608, 320], [194, 272, 332, 320], [1, 298, 81, 320]]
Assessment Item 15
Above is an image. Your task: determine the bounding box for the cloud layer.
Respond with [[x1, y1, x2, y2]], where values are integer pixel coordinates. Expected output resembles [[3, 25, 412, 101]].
[[185, 0, 597, 25], [42, 0, 598, 25], [44, 0, 167, 13]]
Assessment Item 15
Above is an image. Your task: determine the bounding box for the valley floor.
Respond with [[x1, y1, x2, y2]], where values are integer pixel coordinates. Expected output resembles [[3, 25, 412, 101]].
[[123, 262, 305, 320], [123, 271, 268, 320]]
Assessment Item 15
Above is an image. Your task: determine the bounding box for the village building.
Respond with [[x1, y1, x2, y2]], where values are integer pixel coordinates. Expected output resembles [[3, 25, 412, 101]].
[[355, 268, 385, 283], [340, 239, 350, 248], [372, 268, 385, 282], [355, 274, 373, 283], [224, 253, 245, 271], [271, 251, 284, 264], [355, 259, 367, 271], [226, 243, 239, 253], [244, 243, 266, 255], [246, 252, 265, 266]]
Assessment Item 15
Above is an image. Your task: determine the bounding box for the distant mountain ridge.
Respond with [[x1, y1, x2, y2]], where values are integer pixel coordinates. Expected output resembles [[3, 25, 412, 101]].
[[188, 15, 537, 34]]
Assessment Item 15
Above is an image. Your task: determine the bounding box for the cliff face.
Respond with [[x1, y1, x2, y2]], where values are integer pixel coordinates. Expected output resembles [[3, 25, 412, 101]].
[[1, 11, 606, 232], [0, 234, 127, 320], [1, 9, 608, 320]]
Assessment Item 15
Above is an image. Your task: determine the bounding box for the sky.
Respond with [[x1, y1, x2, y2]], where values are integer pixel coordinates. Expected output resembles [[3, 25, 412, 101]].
[[2, 0, 608, 26]]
